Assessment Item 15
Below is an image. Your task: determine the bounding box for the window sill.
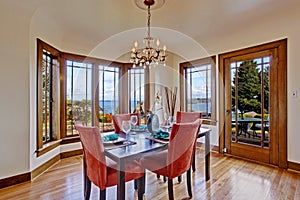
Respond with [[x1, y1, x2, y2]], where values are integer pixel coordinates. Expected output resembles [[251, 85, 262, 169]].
[[202, 119, 217, 126], [60, 136, 80, 145], [36, 140, 61, 157]]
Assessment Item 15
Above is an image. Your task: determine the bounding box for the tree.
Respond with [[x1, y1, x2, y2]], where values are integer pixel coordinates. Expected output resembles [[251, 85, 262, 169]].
[[232, 60, 262, 114]]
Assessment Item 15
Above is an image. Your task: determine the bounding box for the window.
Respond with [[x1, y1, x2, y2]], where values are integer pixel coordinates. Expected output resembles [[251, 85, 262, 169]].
[[128, 68, 145, 115], [98, 65, 120, 132], [37, 39, 61, 153], [66, 60, 93, 136], [180, 56, 216, 124], [37, 39, 149, 153]]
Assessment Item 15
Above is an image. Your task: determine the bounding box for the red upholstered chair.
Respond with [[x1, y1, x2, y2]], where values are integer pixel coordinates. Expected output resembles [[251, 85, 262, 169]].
[[112, 113, 140, 133], [176, 111, 202, 124], [140, 119, 202, 200], [75, 123, 145, 200], [176, 111, 202, 172]]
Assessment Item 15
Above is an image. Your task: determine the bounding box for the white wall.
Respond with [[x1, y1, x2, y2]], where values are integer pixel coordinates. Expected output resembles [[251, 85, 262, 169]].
[[0, 2, 31, 179]]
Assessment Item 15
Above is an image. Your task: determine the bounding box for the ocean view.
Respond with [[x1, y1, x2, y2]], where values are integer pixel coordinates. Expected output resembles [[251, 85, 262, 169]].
[[99, 100, 211, 114]]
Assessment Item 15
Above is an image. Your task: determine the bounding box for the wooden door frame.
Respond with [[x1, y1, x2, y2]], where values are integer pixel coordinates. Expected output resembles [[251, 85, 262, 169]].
[[218, 39, 287, 168]]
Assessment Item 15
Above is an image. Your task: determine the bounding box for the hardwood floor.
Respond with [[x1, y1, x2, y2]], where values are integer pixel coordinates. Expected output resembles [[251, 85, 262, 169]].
[[0, 148, 299, 200]]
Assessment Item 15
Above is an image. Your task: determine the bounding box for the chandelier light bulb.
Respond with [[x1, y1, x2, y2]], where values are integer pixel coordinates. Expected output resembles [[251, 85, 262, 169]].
[[163, 45, 167, 51]]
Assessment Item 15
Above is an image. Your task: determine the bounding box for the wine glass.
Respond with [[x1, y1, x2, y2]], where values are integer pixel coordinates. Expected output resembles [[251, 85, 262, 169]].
[[122, 120, 131, 144], [130, 115, 138, 130]]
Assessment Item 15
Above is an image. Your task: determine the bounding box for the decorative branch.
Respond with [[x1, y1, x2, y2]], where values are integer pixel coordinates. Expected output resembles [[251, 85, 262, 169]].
[[164, 86, 178, 117]]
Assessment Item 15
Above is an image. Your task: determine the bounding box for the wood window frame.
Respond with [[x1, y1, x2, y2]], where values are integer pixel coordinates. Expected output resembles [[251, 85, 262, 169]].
[[36, 39, 61, 156], [179, 56, 217, 125]]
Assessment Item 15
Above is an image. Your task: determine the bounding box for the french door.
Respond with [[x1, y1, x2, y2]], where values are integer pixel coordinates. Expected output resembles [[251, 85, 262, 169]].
[[219, 39, 287, 167]]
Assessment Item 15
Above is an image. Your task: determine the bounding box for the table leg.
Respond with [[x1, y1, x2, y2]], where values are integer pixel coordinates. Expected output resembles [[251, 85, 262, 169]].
[[205, 131, 210, 181], [117, 160, 125, 200]]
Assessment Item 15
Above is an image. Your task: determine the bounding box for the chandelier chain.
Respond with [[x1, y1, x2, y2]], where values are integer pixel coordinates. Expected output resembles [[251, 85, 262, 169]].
[[147, 5, 151, 40]]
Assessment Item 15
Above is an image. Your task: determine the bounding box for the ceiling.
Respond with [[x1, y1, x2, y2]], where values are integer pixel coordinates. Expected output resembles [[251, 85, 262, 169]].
[[6, 0, 300, 60]]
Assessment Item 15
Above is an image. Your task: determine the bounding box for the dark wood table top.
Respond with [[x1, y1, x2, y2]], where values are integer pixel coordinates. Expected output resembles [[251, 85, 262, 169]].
[[104, 131, 168, 162]]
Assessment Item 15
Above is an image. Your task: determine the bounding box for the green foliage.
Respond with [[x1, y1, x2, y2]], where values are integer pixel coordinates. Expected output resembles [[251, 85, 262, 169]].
[[232, 60, 269, 114], [66, 99, 92, 125]]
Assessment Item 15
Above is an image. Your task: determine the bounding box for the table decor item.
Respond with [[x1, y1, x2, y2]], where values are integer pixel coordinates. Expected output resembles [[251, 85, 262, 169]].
[[164, 86, 178, 124], [122, 120, 132, 144], [147, 110, 160, 135]]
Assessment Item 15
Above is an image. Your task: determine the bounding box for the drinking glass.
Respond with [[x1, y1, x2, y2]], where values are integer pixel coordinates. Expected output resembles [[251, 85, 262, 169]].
[[130, 115, 138, 129], [122, 120, 131, 144]]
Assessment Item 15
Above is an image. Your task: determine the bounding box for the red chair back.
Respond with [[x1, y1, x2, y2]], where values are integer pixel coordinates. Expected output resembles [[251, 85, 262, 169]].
[[176, 111, 202, 123], [167, 119, 202, 178], [75, 124, 108, 190], [112, 113, 140, 133]]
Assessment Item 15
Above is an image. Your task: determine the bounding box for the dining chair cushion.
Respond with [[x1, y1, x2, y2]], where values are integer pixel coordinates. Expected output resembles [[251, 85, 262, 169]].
[[105, 158, 144, 187], [140, 150, 168, 175]]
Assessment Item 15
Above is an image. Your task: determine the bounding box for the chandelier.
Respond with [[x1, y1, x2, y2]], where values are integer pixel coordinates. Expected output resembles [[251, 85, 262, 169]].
[[130, 0, 167, 68]]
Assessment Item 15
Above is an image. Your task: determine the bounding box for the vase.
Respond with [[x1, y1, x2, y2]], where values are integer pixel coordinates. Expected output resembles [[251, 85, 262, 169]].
[[147, 112, 160, 135], [168, 116, 175, 126]]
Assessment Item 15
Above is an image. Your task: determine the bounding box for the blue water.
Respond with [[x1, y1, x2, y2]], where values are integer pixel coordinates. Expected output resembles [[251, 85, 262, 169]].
[[99, 100, 211, 115], [99, 100, 119, 114]]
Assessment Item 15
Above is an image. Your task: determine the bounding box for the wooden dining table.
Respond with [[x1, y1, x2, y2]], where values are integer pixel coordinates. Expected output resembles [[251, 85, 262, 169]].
[[103, 127, 211, 200]]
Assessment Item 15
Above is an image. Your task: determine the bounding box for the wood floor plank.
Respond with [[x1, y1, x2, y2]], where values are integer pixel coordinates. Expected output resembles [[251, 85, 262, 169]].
[[0, 148, 299, 200]]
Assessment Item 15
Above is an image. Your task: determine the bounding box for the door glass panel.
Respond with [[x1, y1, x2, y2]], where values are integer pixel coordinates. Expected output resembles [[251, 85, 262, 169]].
[[231, 57, 270, 148]]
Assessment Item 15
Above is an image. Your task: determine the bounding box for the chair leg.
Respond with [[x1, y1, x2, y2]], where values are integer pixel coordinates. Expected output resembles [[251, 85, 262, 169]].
[[85, 176, 91, 200], [134, 179, 138, 190], [137, 173, 146, 200], [100, 189, 106, 200], [163, 176, 167, 182], [192, 150, 196, 172], [187, 168, 193, 198], [167, 178, 174, 200], [83, 157, 87, 195], [177, 175, 182, 183]]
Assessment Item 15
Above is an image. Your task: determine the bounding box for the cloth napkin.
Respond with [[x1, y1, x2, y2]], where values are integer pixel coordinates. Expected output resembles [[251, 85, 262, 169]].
[[153, 130, 170, 139], [102, 133, 119, 142], [137, 125, 147, 130]]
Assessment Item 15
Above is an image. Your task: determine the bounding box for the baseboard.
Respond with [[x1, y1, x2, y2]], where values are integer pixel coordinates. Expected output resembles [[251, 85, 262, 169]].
[[288, 161, 300, 172], [60, 149, 82, 159], [0, 172, 31, 189], [196, 141, 219, 152], [31, 154, 61, 180], [0, 149, 82, 189]]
